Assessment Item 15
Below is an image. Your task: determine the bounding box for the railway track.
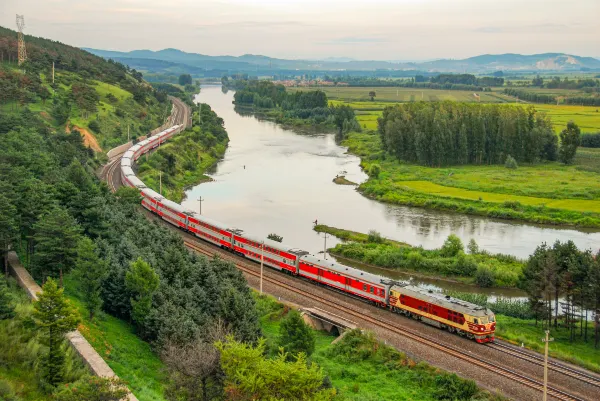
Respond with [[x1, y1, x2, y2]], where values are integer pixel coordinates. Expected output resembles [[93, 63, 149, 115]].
[[183, 240, 588, 401], [488, 342, 600, 389]]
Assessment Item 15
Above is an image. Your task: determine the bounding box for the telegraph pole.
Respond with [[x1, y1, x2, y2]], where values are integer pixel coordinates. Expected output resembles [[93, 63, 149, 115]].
[[199, 103, 202, 127], [159, 171, 162, 195], [260, 241, 264, 294], [542, 330, 554, 401], [16, 15, 27, 66], [321, 233, 329, 260], [197, 196, 204, 215]]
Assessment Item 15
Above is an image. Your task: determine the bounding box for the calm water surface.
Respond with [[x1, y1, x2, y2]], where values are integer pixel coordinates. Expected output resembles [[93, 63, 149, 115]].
[[184, 86, 600, 296]]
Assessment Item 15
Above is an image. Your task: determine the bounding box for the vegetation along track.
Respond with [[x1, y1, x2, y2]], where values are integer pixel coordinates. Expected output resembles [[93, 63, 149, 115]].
[[182, 239, 587, 401], [487, 342, 600, 388]]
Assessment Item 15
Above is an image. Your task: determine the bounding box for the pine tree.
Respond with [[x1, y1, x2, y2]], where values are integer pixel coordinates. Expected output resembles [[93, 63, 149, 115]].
[[33, 278, 80, 386], [277, 310, 316, 359], [0, 278, 15, 320], [33, 207, 81, 285], [75, 237, 106, 320], [125, 257, 159, 328], [0, 194, 18, 277]]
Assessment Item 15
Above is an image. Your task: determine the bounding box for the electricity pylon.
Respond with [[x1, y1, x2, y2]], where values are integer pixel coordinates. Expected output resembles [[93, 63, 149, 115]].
[[16, 15, 27, 66]]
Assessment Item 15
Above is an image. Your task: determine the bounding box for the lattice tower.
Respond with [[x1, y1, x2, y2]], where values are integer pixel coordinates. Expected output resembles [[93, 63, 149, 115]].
[[16, 15, 27, 66]]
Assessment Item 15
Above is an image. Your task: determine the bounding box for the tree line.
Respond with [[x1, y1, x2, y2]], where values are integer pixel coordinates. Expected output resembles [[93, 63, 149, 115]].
[[377, 102, 561, 166], [504, 88, 600, 106]]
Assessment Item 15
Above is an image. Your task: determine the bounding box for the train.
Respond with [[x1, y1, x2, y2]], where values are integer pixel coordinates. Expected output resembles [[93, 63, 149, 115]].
[[120, 125, 496, 343]]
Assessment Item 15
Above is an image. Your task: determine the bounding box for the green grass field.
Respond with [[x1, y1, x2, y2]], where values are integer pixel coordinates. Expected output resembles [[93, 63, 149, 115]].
[[343, 131, 600, 227]]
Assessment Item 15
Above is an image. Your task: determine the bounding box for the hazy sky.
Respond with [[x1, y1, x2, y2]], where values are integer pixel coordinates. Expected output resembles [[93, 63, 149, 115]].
[[2, 0, 599, 60]]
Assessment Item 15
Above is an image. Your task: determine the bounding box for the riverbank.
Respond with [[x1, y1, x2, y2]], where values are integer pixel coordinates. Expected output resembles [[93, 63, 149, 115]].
[[315, 225, 523, 288], [137, 103, 228, 203], [343, 131, 600, 228]]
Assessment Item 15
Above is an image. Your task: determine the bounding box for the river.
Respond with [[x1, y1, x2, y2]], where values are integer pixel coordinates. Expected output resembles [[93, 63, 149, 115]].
[[183, 86, 600, 297]]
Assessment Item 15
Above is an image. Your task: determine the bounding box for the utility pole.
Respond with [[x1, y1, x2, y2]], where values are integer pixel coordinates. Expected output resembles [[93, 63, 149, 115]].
[[159, 171, 162, 195], [199, 103, 202, 127], [52, 61, 55, 84], [197, 196, 204, 215], [127, 123, 130, 142], [542, 330, 554, 401], [321, 233, 329, 260], [16, 15, 27, 66], [260, 241, 264, 294]]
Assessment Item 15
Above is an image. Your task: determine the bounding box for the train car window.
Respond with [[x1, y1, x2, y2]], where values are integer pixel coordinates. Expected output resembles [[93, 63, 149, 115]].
[[363, 284, 367, 291], [370, 287, 374, 293], [473, 318, 479, 324]]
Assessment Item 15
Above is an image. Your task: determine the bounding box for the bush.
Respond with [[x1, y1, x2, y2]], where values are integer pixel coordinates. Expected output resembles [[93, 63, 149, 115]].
[[367, 230, 384, 244], [369, 164, 381, 178], [267, 233, 283, 243], [277, 310, 315, 358], [433, 373, 478, 400], [467, 239, 479, 254], [440, 235, 463, 257], [475, 267, 495, 288], [504, 154, 518, 169]]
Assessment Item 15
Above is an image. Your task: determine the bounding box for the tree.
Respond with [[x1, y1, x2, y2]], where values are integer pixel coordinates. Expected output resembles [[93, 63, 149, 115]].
[[277, 310, 316, 358], [125, 258, 159, 327], [53, 376, 129, 401], [216, 337, 335, 401], [368, 91, 376, 101], [179, 74, 193, 86], [440, 234, 463, 257], [267, 233, 283, 243], [33, 207, 82, 286], [33, 278, 80, 386], [75, 238, 107, 320], [161, 323, 227, 401], [559, 121, 581, 164], [0, 194, 18, 277], [504, 155, 518, 169], [0, 277, 15, 320]]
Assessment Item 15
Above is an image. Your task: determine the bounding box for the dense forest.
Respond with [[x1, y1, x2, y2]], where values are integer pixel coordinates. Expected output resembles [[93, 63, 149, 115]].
[[321, 74, 504, 90], [377, 102, 559, 166], [504, 88, 600, 106]]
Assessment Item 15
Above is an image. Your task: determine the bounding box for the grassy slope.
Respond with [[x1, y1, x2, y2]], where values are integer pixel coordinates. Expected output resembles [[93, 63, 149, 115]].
[[495, 315, 600, 373], [343, 131, 600, 227], [137, 126, 228, 203], [63, 275, 167, 401], [255, 292, 500, 401], [314, 224, 409, 247]]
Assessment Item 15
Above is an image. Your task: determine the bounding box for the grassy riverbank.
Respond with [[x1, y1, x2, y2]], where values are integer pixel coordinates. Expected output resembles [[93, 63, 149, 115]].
[[315, 225, 523, 288], [342, 131, 600, 227], [254, 293, 504, 400], [137, 103, 228, 203]]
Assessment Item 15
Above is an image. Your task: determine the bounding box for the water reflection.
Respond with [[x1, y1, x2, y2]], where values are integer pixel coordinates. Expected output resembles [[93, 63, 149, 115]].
[[183, 86, 600, 297]]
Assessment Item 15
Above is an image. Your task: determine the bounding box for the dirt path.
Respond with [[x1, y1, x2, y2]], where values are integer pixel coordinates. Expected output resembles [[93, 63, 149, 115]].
[[66, 122, 102, 153]]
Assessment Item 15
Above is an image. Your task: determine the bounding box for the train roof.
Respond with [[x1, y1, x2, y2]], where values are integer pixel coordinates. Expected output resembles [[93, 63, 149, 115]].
[[127, 175, 146, 189], [122, 150, 135, 159], [161, 198, 187, 214], [189, 212, 230, 230], [392, 284, 493, 317], [241, 232, 308, 257], [141, 187, 164, 201], [300, 254, 391, 287]]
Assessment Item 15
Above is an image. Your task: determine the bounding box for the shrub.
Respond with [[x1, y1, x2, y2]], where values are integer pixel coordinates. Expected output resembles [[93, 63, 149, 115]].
[[367, 230, 384, 244], [369, 164, 381, 178], [475, 267, 495, 288], [467, 239, 479, 254], [440, 234, 463, 257], [433, 373, 478, 400], [454, 253, 478, 276], [504, 154, 518, 169], [277, 310, 315, 358], [267, 233, 283, 243]]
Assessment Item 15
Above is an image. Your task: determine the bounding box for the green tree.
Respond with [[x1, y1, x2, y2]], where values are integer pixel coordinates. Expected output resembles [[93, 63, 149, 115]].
[[33, 207, 82, 286], [369, 164, 381, 178], [125, 258, 160, 327], [504, 154, 518, 169], [440, 234, 463, 257], [558, 121, 581, 164], [0, 194, 18, 277], [277, 310, 316, 358], [368, 91, 376, 101], [33, 278, 80, 386], [54, 376, 129, 401], [267, 233, 283, 243], [75, 238, 106, 320], [178, 74, 193, 86], [0, 278, 15, 320], [216, 337, 334, 401]]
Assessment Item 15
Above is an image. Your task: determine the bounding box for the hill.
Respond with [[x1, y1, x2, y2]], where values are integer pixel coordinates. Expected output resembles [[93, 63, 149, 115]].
[[83, 47, 600, 75], [0, 25, 172, 150]]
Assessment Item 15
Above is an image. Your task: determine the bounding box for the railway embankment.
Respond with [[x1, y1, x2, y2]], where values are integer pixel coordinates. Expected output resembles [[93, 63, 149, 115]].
[[7, 252, 139, 401]]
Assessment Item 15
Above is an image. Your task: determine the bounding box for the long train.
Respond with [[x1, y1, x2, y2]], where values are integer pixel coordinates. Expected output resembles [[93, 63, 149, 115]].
[[120, 125, 496, 343]]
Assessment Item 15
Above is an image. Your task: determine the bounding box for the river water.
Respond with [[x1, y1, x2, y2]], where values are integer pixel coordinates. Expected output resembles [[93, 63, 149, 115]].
[[184, 86, 600, 297]]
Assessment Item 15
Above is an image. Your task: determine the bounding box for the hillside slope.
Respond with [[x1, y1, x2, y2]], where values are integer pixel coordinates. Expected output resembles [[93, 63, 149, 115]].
[[0, 25, 172, 150]]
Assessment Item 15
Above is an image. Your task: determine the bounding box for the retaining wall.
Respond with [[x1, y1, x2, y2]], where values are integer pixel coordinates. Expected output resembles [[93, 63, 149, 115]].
[[7, 251, 139, 401]]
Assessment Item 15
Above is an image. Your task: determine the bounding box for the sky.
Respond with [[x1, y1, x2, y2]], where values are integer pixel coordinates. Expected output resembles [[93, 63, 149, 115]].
[[2, 0, 599, 60]]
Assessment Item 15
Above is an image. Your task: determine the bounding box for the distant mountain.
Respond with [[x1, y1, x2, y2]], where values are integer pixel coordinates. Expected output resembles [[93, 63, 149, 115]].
[[83, 48, 600, 75]]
